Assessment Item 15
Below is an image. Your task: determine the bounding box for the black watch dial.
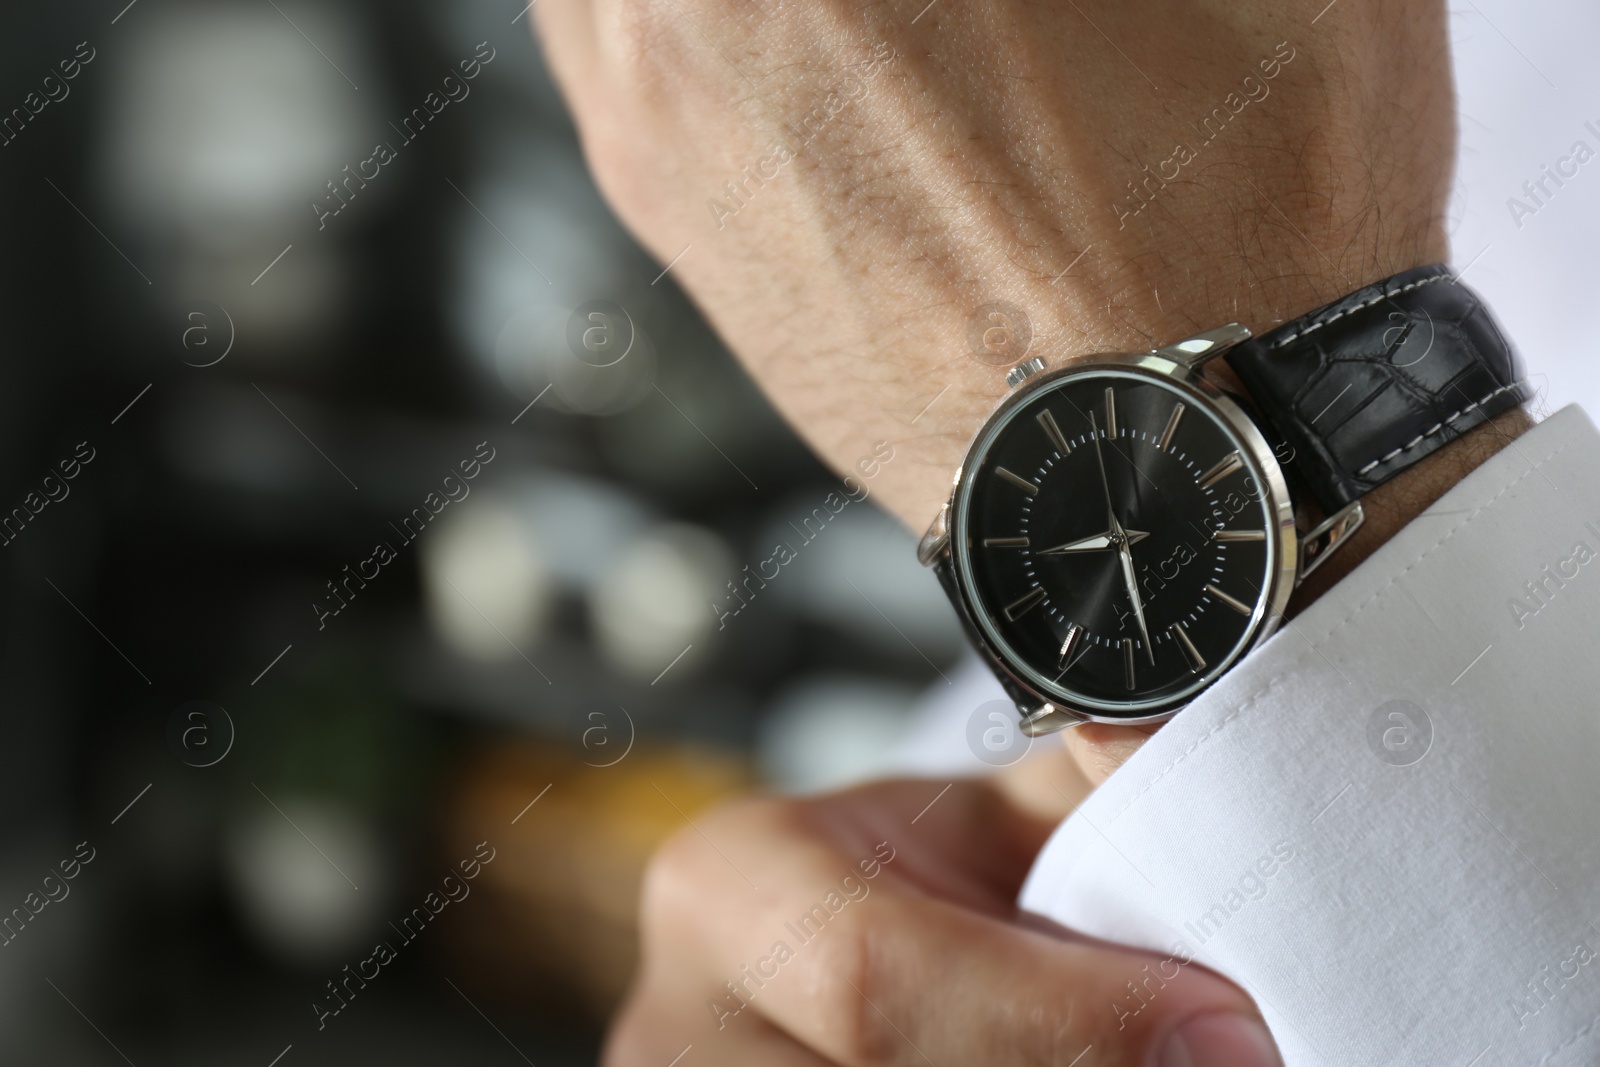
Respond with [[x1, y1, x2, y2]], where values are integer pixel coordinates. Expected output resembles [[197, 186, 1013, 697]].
[[953, 367, 1285, 719]]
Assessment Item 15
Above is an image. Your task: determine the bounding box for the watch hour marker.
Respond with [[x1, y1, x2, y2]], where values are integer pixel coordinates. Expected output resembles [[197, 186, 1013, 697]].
[[1037, 408, 1071, 457], [1003, 586, 1047, 621], [1121, 638, 1136, 690], [1057, 623, 1083, 667], [983, 537, 1030, 548], [1214, 529, 1267, 543], [1104, 387, 1118, 440], [1157, 402, 1186, 452], [1171, 621, 1207, 672], [1198, 450, 1243, 489], [1204, 583, 1255, 616], [995, 467, 1039, 496]]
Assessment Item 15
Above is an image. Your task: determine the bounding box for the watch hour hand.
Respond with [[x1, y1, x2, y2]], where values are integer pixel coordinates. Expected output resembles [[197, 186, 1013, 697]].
[[1037, 532, 1114, 555], [1037, 529, 1151, 555]]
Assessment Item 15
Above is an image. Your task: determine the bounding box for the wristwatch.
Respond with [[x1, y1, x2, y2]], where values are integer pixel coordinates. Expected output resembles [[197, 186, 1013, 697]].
[[918, 263, 1530, 734]]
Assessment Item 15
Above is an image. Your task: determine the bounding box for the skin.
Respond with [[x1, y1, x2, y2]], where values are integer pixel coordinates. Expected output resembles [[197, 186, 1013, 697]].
[[606, 774, 1282, 1067], [535, 0, 1530, 1062]]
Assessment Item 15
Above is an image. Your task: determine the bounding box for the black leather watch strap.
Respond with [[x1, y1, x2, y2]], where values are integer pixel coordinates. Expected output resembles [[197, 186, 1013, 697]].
[[1225, 263, 1531, 515]]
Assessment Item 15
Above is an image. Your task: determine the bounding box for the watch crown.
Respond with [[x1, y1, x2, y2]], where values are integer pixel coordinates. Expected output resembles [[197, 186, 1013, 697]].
[[1005, 357, 1047, 388]]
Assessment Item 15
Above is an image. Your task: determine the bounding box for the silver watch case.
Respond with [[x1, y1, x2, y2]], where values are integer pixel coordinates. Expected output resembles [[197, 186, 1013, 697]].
[[918, 325, 1360, 735]]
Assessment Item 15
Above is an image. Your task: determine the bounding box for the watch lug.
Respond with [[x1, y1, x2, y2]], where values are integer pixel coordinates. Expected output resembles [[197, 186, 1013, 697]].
[[1156, 323, 1253, 367], [917, 503, 951, 567], [1296, 500, 1365, 585], [1020, 704, 1085, 737]]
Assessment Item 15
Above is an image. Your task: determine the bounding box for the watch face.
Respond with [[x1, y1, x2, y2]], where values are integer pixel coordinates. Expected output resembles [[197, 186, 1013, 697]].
[[952, 363, 1289, 720]]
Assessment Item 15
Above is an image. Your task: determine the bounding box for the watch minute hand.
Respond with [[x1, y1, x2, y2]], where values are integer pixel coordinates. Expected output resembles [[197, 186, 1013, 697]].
[[1119, 543, 1157, 665], [1089, 411, 1119, 534]]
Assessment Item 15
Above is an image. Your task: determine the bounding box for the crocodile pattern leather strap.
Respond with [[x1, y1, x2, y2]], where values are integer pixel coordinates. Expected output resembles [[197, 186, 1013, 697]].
[[1225, 263, 1531, 515]]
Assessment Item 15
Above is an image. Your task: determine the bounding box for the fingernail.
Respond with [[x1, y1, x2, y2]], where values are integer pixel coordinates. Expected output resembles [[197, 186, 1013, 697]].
[[1157, 1012, 1282, 1067]]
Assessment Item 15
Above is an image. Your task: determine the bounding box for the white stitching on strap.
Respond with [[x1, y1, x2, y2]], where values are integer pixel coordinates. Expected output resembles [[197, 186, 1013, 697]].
[[1270, 271, 1451, 349], [1353, 380, 1528, 476]]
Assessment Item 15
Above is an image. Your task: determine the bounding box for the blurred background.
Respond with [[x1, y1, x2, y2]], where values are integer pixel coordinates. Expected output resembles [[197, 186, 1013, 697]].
[[0, 0, 1593, 1063]]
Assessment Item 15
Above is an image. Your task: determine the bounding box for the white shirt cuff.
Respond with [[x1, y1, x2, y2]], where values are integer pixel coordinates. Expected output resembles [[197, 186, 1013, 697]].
[[1020, 404, 1600, 1065]]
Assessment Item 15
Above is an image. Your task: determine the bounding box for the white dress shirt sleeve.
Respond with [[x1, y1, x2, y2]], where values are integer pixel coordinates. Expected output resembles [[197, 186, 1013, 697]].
[[1019, 404, 1600, 1066]]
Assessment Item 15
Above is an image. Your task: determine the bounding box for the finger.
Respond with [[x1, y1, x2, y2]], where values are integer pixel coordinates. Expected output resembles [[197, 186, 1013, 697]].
[[760, 889, 1277, 1067], [1065, 721, 1162, 786], [791, 779, 1064, 914], [605, 977, 834, 1067], [663, 788, 1275, 1067]]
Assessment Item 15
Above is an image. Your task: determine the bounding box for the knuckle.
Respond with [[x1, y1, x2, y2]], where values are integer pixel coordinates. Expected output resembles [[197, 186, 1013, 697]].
[[1015, 993, 1112, 1067], [573, 114, 653, 232], [636, 819, 715, 944], [803, 908, 903, 1066], [635, 795, 790, 946]]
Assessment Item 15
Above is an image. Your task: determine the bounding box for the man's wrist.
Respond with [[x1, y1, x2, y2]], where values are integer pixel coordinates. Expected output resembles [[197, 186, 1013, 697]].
[[902, 225, 1453, 534]]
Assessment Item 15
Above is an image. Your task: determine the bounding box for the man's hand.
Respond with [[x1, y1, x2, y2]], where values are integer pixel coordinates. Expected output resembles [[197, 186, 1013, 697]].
[[534, 0, 1534, 785], [534, 0, 1458, 530], [606, 777, 1282, 1066]]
